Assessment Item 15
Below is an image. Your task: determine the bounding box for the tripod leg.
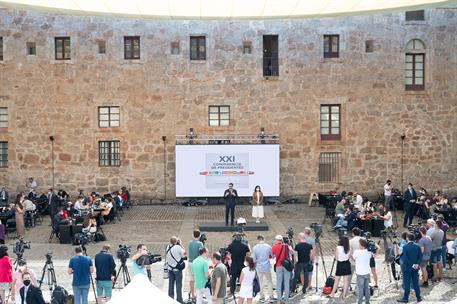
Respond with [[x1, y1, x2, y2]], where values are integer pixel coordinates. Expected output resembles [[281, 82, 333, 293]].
[[317, 242, 328, 278]]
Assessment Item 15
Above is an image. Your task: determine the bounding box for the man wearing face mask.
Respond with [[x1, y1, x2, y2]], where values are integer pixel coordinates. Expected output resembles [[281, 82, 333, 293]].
[[19, 272, 45, 304], [403, 183, 417, 227], [11, 259, 37, 304]]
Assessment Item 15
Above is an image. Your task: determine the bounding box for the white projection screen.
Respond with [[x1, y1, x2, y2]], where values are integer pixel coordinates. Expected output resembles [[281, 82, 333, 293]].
[[176, 145, 280, 197]]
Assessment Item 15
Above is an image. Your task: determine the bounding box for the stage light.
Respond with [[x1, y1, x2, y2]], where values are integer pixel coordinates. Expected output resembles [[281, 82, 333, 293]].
[[187, 128, 196, 144]]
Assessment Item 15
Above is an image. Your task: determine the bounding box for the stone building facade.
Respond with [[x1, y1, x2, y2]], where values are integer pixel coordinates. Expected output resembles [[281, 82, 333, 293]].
[[0, 8, 456, 200]]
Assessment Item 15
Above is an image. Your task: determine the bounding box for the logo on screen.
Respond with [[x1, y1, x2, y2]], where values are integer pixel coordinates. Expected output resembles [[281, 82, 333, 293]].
[[201, 153, 251, 189]]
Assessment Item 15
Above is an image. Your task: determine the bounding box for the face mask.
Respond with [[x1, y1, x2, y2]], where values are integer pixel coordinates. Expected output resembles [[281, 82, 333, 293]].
[[408, 186, 412, 190], [23, 280, 31, 286]]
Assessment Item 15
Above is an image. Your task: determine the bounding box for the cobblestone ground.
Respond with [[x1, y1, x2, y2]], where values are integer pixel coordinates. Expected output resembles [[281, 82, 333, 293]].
[[3, 203, 457, 303]]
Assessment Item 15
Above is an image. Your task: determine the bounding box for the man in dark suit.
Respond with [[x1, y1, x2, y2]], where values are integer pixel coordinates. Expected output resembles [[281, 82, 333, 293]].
[[403, 183, 417, 227], [48, 188, 60, 220], [398, 233, 422, 303], [223, 183, 238, 226], [20, 272, 46, 304]]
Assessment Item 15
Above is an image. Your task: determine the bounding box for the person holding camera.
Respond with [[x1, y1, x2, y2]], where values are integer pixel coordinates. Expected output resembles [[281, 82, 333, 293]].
[[131, 244, 149, 276], [19, 272, 45, 304], [353, 238, 372, 304], [0, 245, 13, 304], [166, 236, 186, 304], [188, 230, 204, 302], [192, 247, 212, 304], [95, 244, 116, 303], [224, 183, 238, 226], [291, 233, 314, 295], [68, 246, 94, 304], [11, 259, 37, 304], [227, 233, 250, 295], [397, 233, 422, 303]]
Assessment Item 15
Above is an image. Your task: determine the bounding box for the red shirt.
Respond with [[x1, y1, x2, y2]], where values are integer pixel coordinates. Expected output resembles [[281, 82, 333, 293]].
[[0, 256, 13, 283], [272, 243, 290, 268]]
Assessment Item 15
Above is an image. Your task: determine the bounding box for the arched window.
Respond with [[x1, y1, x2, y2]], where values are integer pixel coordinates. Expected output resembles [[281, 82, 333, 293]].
[[405, 39, 425, 91]]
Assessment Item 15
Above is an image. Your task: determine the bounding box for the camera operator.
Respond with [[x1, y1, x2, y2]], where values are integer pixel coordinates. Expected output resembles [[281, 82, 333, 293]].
[[188, 230, 204, 302], [291, 233, 314, 295], [68, 246, 94, 304], [227, 233, 250, 295], [19, 272, 45, 304], [166, 236, 186, 304], [397, 233, 422, 303], [95, 244, 116, 303], [210, 252, 228, 304], [352, 238, 372, 304], [11, 259, 37, 304], [131, 244, 149, 276], [418, 227, 432, 287]]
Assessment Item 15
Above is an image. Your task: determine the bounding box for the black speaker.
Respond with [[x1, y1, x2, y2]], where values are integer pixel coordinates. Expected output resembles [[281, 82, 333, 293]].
[[372, 219, 385, 237], [59, 225, 72, 244]]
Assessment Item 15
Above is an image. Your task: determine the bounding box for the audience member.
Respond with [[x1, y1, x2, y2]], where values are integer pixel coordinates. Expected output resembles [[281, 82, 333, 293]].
[[238, 256, 256, 304], [210, 252, 228, 304], [252, 235, 273, 301], [272, 235, 292, 303]]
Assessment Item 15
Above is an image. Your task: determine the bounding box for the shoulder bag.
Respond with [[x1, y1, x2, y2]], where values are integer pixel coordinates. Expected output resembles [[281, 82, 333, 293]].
[[167, 245, 186, 271]]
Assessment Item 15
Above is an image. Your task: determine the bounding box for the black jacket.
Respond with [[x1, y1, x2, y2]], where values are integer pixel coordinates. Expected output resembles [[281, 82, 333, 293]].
[[20, 285, 46, 304], [224, 189, 238, 205], [403, 188, 417, 204]]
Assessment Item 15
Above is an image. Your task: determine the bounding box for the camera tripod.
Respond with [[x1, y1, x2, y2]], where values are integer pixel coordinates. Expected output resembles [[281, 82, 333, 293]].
[[38, 256, 58, 293], [314, 235, 328, 292], [81, 245, 99, 304], [113, 259, 131, 288]]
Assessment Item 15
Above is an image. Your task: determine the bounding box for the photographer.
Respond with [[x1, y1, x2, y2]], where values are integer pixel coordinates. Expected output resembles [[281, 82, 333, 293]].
[[272, 235, 292, 303], [68, 246, 94, 304], [95, 244, 116, 303], [11, 259, 37, 304], [166, 236, 186, 304], [131, 244, 148, 276], [188, 230, 204, 302], [227, 233, 250, 295], [291, 233, 314, 295], [418, 227, 432, 287]]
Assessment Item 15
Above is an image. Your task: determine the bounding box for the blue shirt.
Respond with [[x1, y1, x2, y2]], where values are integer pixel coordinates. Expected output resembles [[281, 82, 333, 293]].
[[253, 242, 273, 272], [69, 255, 93, 286], [94, 251, 116, 281], [132, 260, 146, 276]]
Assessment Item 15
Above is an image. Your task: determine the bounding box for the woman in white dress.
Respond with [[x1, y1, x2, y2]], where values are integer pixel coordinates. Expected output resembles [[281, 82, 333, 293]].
[[252, 186, 264, 223], [238, 256, 256, 304]]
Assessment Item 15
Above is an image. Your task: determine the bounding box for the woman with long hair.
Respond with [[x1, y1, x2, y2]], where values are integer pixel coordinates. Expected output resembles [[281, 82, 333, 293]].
[[15, 194, 25, 239], [0, 245, 13, 303], [329, 236, 351, 298], [238, 256, 256, 304], [252, 185, 264, 223]]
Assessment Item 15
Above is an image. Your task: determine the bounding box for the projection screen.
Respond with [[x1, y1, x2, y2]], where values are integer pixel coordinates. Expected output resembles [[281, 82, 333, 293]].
[[176, 144, 279, 197]]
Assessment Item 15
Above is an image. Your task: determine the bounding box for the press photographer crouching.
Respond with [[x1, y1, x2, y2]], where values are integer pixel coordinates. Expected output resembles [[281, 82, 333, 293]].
[[166, 236, 186, 304]]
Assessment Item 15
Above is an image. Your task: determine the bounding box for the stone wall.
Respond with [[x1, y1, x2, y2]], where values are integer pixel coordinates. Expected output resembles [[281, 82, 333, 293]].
[[0, 8, 456, 200]]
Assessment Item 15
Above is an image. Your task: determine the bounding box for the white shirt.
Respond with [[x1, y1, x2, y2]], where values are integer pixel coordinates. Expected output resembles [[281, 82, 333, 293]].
[[384, 211, 393, 228], [353, 249, 372, 275], [384, 184, 392, 196], [337, 246, 350, 262], [350, 236, 361, 256], [74, 200, 83, 211], [23, 284, 30, 304]]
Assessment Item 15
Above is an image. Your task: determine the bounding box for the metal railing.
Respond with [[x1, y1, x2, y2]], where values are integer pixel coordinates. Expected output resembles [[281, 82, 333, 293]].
[[175, 133, 279, 145]]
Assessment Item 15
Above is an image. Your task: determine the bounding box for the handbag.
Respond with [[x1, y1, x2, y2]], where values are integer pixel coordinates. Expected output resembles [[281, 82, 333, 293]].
[[252, 270, 261, 297], [280, 246, 294, 272]]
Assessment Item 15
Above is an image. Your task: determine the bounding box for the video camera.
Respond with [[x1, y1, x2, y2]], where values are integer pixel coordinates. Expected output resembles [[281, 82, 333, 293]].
[[407, 224, 422, 242], [45, 252, 53, 263], [13, 239, 31, 258], [310, 223, 323, 238], [199, 233, 207, 244], [363, 232, 377, 253], [116, 245, 131, 262], [286, 227, 294, 239], [136, 252, 162, 266]]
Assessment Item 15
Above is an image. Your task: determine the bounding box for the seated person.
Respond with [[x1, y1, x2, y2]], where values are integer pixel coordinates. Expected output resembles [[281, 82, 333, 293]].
[[64, 201, 78, 218], [101, 198, 114, 222], [335, 199, 345, 216], [334, 205, 357, 230], [52, 208, 68, 233], [27, 189, 38, 201], [82, 214, 97, 234], [360, 198, 374, 215], [74, 196, 84, 212], [22, 198, 36, 212], [353, 192, 363, 210]]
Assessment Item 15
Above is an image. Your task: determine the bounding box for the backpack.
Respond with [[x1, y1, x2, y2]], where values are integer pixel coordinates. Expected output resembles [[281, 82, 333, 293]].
[[324, 259, 336, 289], [51, 286, 69, 304], [95, 232, 106, 242]]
